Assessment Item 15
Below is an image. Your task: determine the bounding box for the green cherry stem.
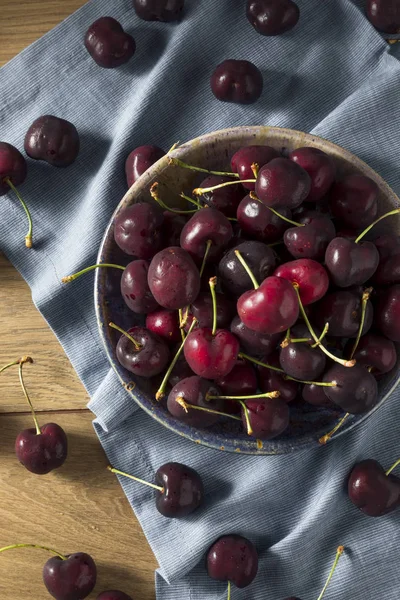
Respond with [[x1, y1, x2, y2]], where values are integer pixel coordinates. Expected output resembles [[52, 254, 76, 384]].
[[239, 353, 284, 372], [107, 466, 164, 492], [240, 400, 253, 436], [251, 163, 259, 178], [0, 356, 32, 374], [175, 397, 242, 421], [316, 546, 345, 600], [319, 413, 350, 445], [292, 284, 356, 368], [385, 458, 400, 476], [349, 287, 373, 360], [193, 179, 255, 196], [0, 543, 66, 560], [150, 182, 197, 214], [156, 318, 198, 400], [169, 157, 239, 178], [311, 323, 329, 348], [179, 192, 204, 209], [18, 359, 41, 436], [200, 240, 213, 278], [109, 322, 141, 351], [234, 250, 259, 289], [209, 276, 218, 335], [249, 192, 305, 227], [4, 177, 33, 248], [178, 309, 186, 342], [238, 353, 336, 386], [355, 208, 400, 244], [227, 580, 231, 600], [207, 391, 279, 400], [167, 141, 180, 154], [62, 263, 125, 283]]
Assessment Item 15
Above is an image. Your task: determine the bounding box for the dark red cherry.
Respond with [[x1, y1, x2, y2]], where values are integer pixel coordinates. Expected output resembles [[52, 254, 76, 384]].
[[146, 309, 181, 343], [258, 352, 298, 402], [116, 327, 170, 377], [284, 212, 336, 260], [344, 333, 397, 375], [302, 383, 335, 407], [43, 552, 97, 600], [207, 535, 258, 588], [274, 259, 329, 305], [132, 0, 184, 22], [168, 353, 194, 387], [230, 315, 281, 357], [84, 17, 136, 68], [237, 194, 293, 243], [216, 361, 258, 414], [280, 324, 326, 381], [24, 115, 80, 167], [373, 254, 400, 286], [246, 0, 300, 35], [329, 175, 378, 229], [121, 260, 159, 314], [96, 592, 132, 600], [314, 289, 373, 338], [155, 462, 204, 518], [180, 208, 233, 263], [198, 175, 245, 217], [162, 211, 187, 247], [125, 145, 165, 187], [323, 364, 378, 414], [167, 376, 223, 426], [348, 459, 400, 517], [325, 238, 379, 288], [255, 157, 311, 209], [211, 60, 263, 104], [219, 241, 277, 296], [289, 147, 336, 202], [0, 141, 27, 194], [375, 285, 400, 342], [15, 423, 68, 475], [114, 202, 164, 258], [189, 291, 234, 329], [231, 145, 279, 190], [373, 233, 400, 261], [184, 328, 239, 379], [148, 246, 200, 309], [242, 397, 290, 439], [366, 0, 400, 33]]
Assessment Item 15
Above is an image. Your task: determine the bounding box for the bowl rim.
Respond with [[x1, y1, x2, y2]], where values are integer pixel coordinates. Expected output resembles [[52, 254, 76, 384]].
[[94, 125, 400, 455]]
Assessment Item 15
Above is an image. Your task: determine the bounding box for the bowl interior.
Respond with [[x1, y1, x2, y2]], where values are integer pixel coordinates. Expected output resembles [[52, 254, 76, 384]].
[[95, 126, 400, 455]]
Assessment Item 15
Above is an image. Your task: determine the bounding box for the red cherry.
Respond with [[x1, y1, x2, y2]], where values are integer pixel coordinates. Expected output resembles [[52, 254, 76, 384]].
[[184, 328, 239, 379], [274, 259, 329, 305]]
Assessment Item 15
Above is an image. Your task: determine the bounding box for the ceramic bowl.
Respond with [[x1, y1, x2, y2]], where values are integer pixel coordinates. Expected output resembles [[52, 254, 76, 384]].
[[95, 126, 400, 455]]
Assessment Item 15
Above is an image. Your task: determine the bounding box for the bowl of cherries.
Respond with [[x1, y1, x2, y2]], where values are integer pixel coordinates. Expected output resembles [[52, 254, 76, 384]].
[[85, 126, 400, 454]]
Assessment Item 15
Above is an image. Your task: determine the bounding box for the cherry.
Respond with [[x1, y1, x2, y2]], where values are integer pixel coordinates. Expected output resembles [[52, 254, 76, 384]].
[[375, 284, 400, 341], [231, 145, 279, 190], [373, 233, 400, 261], [198, 175, 245, 217], [329, 174, 378, 229], [237, 194, 293, 243], [167, 375, 223, 426], [210, 59, 263, 104], [302, 382, 335, 407], [146, 308, 181, 343], [24, 115, 80, 167], [246, 0, 300, 35], [242, 397, 290, 439], [344, 333, 397, 374], [284, 211, 336, 260], [280, 324, 326, 381], [148, 246, 200, 309], [325, 237, 379, 288], [113, 323, 170, 377], [372, 253, 400, 286], [84, 17, 136, 68], [323, 363, 378, 414], [207, 535, 258, 589], [274, 259, 329, 305], [289, 147, 336, 202], [180, 208, 233, 263], [258, 352, 298, 403], [189, 291, 234, 329], [216, 361, 258, 414], [96, 592, 132, 600], [121, 260, 159, 313], [162, 211, 187, 247], [314, 289, 373, 338], [219, 241, 277, 296], [133, 0, 184, 21], [230, 315, 281, 357], [43, 552, 97, 600], [114, 202, 164, 258], [168, 353, 194, 387], [366, 0, 400, 33], [348, 458, 400, 516], [125, 145, 165, 187], [184, 328, 239, 379], [255, 157, 311, 209]]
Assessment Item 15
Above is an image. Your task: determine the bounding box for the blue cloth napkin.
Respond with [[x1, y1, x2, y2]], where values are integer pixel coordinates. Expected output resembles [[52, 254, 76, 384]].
[[1, 1, 400, 598]]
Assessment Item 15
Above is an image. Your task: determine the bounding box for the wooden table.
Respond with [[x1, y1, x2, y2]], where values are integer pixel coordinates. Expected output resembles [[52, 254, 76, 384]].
[[0, 3, 157, 598]]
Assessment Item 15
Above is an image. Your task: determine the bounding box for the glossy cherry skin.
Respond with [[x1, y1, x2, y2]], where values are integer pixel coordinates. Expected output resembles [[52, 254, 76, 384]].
[[242, 397, 290, 439], [289, 147, 336, 202], [189, 291, 234, 330], [114, 203, 164, 258], [96, 592, 132, 600], [329, 175, 378, 229], [231, 145, 279, 190], [207, 535, 258, 588], [216, 361, 258, 414], [314, 290, 373, 338], [375, 285, 400, 342], [43, 553, 97, 600], [373, 254, 400, 286], [168, 353, 194, 387], [15, 423, 68, 475], [184, 328, 239, 379], [211, 60, 263, 104], [133, 0, 184, 21], [274, 259, 329, 305], [374, 233, 400, 261], [345, 333, 397, 375], [302, 383, 335, 407], [348, 459, 400, 517], [24, 115, 80, 167], [255, 157, 311, 209], [199, 175, 245, 217], [284, 212, 336, 260], [238, 276, 299, 334], [116, 327, 170, 377], [259, 352, 298, 403], [219, 241, 277, 296], [162, 211, 187, 247], [366, 0, 400, 33], [167, 376, 223, 426], [0, 141, 27, 194], [125, 145, 165, 187], [280, 324, 326, 381], [246, 0, 300, 35], [230, 315, 281, 357], [323, 364, 378, 414], [148, 246, 200, 309], [146, 309, 181, 343], [237, 194, 292, 243], [154, 462, 204, 518], [121, 260, 159, 314], [325, 238, 379, 288], [84, 17, 136, 68], [180, 208, 233, 263]]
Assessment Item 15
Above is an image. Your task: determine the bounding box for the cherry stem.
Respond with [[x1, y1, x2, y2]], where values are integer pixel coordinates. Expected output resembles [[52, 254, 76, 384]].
[[178, 309, 186, 342], [150, 182, 197, 214], [17, 359, 40, 436], [249, 192, 304, 227], [193, 179, 255, 196], [319, 413, 350, 445], [316, 546, 345, 600], [109, 322, 141, 351], [268, 240, 285, 247], [61, 263, 125, 283], [4, 177, 33, 248], [175, 397, 242, 421], [355, 208, 400, 244], [209, 276, 218, 335], [240, 400, 253, 435], [282, 337, 311, 348], [234, 250, 259, 289], [349, 287, 373, 360], [0, 356, 32, 374], [251, 163, 259, 178], [386, 458, 400, 476], [200, 240, 213, 278], [167, 141, 180, 153], [169, 157, 239, 179], [311, 323, 329, 348], [156, 318, 198, 400], [0, 543, 66, 560], [179, 306, 190, 329], [207, 391, 280, 401], [292, 284, 355, 368], [179, 192, 203, 209], [239, 352, 283, 372], [107, 466, 164, 492]]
